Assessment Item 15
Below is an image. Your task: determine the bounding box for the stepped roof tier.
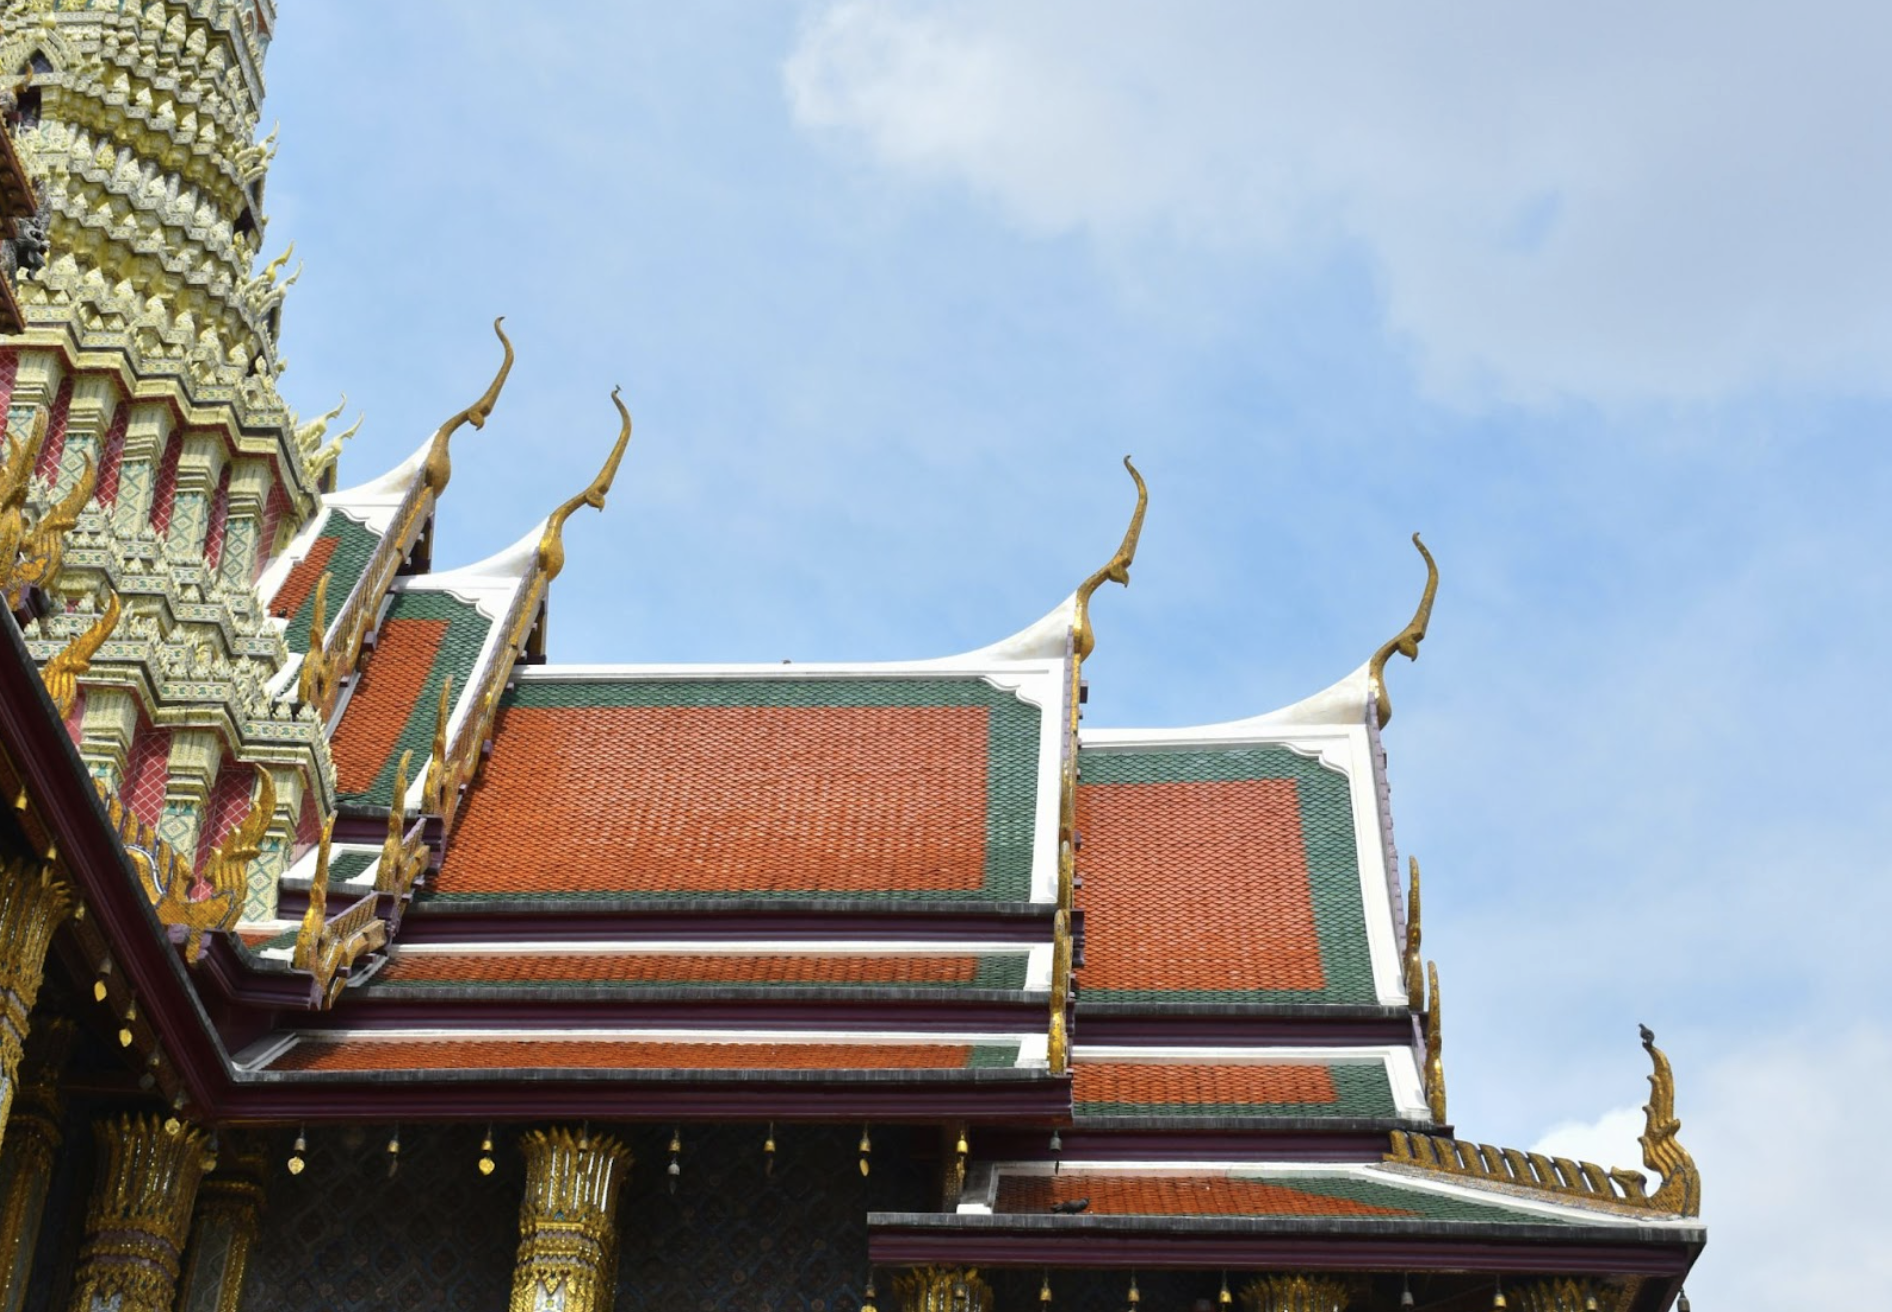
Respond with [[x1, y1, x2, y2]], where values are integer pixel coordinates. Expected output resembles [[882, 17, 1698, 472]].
[[0, 5, 1701, 1308]]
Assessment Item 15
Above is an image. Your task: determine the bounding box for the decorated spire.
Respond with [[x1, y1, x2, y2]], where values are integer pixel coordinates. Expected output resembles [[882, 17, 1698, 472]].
[[1071, 456, 1149, 662]]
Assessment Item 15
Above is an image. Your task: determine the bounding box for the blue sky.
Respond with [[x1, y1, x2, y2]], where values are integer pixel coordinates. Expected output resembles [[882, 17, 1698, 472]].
[[262, 4, 1890, 1303]]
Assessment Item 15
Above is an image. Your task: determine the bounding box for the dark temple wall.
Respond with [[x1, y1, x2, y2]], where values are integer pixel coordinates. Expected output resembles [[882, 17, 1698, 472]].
[[238, 1124, 929, 1312]]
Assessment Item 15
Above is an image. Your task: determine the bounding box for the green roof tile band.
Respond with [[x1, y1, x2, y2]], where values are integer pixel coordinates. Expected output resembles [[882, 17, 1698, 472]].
[[1249, 1174, 1578, 1224], [338, 590, 494, 811], [1078, 745, 1377, 1004], [425, 676, 1044, 905], [1076, 1063, 1397, 1120], [281, 511, 383, 656]]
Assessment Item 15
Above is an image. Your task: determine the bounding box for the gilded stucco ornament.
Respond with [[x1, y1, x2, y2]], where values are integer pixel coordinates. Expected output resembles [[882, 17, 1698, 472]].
[[0, 856, 73, 1146], [292, 818, 387, 1008], [1367, 532, 1439, 727], [68, 1114, 211, 1312], [295, 570, 334, 708], [376, 750, 428, 897], [0, 410, 47, 591], [1403, 856, 1424, 1013], [537, 387, 632, 583], [175, 765, 275, 963], [509, 1127, 632, 1312], [1070, 455, 1148, 662], [1385, 1028, 1700, 1218], [39, 587, 121, 717], [13, 450, 98, 598], [422, 675, 453, 816], [1423, 960, 1446, 1125]]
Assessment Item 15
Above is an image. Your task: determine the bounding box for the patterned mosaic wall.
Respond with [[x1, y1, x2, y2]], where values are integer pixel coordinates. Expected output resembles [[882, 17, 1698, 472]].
[[240, 1123, 929, 1312]]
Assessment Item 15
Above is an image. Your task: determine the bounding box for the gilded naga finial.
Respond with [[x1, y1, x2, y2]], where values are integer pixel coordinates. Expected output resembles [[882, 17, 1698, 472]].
[[291, 818, 334, 974], [537, 388, 632, 583], [1368, 533, 1438, 727], [422, 676, 452, 816], [1071, 456, 1148, 662], [0, 410, 48, 586], [10, 452, 99, 601], [295, 572, 334, 708], [41, 590, 123, 718], [1638, 1025, 1701, 1216], [377, 750, 427, 896], [1404, 855, 1423, 1013], [1423, 960, 1446, 1125], [172, 766, 276, 963], [422, 318, 514, 494]]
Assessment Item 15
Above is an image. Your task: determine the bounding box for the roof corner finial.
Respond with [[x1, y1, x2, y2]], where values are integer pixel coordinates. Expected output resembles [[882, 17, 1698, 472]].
[[1638, 1025, 1702, 1216], [1071, 456, 1148, 662], [422, 318, 514, 495], [41, 589, 122, 718], [1423, 960, 1446, 1125], [291, 817, 334, 974], [537, 387, 632, 583], [1403, 855, 1423, 1013], [1368, 532, 1438, 727]]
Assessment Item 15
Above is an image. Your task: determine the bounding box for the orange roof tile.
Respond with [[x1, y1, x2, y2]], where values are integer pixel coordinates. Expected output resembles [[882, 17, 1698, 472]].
[[1074, 1062, 1337, 1108], [1076, 780, 1322, 993], [376, 953, 984, 987], [436, 704, 991, 897], [271, 1038, 975, 1073], [996, 1174, 1412, 1218], [328, 618, 449, 794], [269, 534, 337, 621]]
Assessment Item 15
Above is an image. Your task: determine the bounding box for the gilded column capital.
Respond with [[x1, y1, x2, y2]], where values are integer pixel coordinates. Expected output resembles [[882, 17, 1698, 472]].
[[69, 1114, 211, 1312], [0, 858, 72, 1155], [510, 1128, 632, 1312], [892, 1267, 993, 1312], [1237, 1275, 1361, 1312]]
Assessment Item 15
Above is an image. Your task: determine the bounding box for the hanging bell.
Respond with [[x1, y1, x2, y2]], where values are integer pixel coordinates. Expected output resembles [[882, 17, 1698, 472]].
[[1400, 1276, 1415, 1309], [955, 1130, 970, 1157], [1126, 1275, 1140, 1311], [1492, 1285, 1507, 1310], [287, 1127, 307, 1175], [478, 1127, 495, 1176], [1677, 1296, 1691, 1312], [387, 1129, 401, 1179], [859, 1125, 872, 1177], [118, 999, 136, 1048], [1039, 1273, 1053, 1305], [1218, 1276, 1232, 1307], [764, 1123, 777, 1176], [94, 957, 112, 1003], [861, 1277, 878, 1312]]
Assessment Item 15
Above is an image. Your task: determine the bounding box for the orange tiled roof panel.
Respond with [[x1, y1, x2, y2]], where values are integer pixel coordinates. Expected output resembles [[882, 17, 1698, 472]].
[[268, 533, 336, 625], [1074, 746, 1378, 1003], [996, 1174, 1412, 1217], [271, 1038, 977, 1073], [1075, 1062, 1336, 1106], [328, 618, 449, 794], [432, 678, 1042, 901], [374, 953, 986, 988]]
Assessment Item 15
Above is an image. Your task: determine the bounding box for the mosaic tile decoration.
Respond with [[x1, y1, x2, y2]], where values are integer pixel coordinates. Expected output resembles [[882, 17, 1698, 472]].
[[1075, 746, 1377, 1003], [430, 678, 1042, 904], [365, 952, 1033, 993], [996, 1171, 1571, 1222]]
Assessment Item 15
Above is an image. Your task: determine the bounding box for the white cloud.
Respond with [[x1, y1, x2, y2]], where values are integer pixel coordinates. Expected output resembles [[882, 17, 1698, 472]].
[[785, 1, 1892, 406], [1528, 1030, 1892, 1309]]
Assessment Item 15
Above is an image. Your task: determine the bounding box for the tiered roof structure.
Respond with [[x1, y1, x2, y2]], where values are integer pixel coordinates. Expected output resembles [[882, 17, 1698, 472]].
[[0, 5, 1703, 1312]]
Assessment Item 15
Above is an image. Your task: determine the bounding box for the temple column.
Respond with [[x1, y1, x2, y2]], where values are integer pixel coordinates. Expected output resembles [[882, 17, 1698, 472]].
[[175, 1139, 266, 1312], [218, 457, 271, 591], [163, 433, 225, 564], [0, 1020, 74, 1312], [76, 686, 140, 791], [157, 730, 223, 868], [56, 374, 118, 499], [0, 859, 72, 1154], [67, 1114, 211, 1312], [111, 403, 175, 538], [509, 1128, 631, 1312]]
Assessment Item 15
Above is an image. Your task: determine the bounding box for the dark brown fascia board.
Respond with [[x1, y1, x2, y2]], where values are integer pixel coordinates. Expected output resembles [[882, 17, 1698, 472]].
[[1077, 1008, 1414, 1046], [216, 1068, 1075, 1126], [393, 900, 1061, 943], [866, 1213, 1705, 1276], [299, 995, 1049, 1036]]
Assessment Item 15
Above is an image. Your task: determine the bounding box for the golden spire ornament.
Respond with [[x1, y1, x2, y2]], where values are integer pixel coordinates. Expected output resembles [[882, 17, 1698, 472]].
[[1368, 533, 1439, 727]]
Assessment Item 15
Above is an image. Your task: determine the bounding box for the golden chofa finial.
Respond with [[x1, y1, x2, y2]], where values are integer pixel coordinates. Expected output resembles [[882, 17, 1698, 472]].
[[537, 388, 633, 583], [422, 318, 515, 494], [1071, 456, 1148, 662], [1368, 533, 1439, 727]]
